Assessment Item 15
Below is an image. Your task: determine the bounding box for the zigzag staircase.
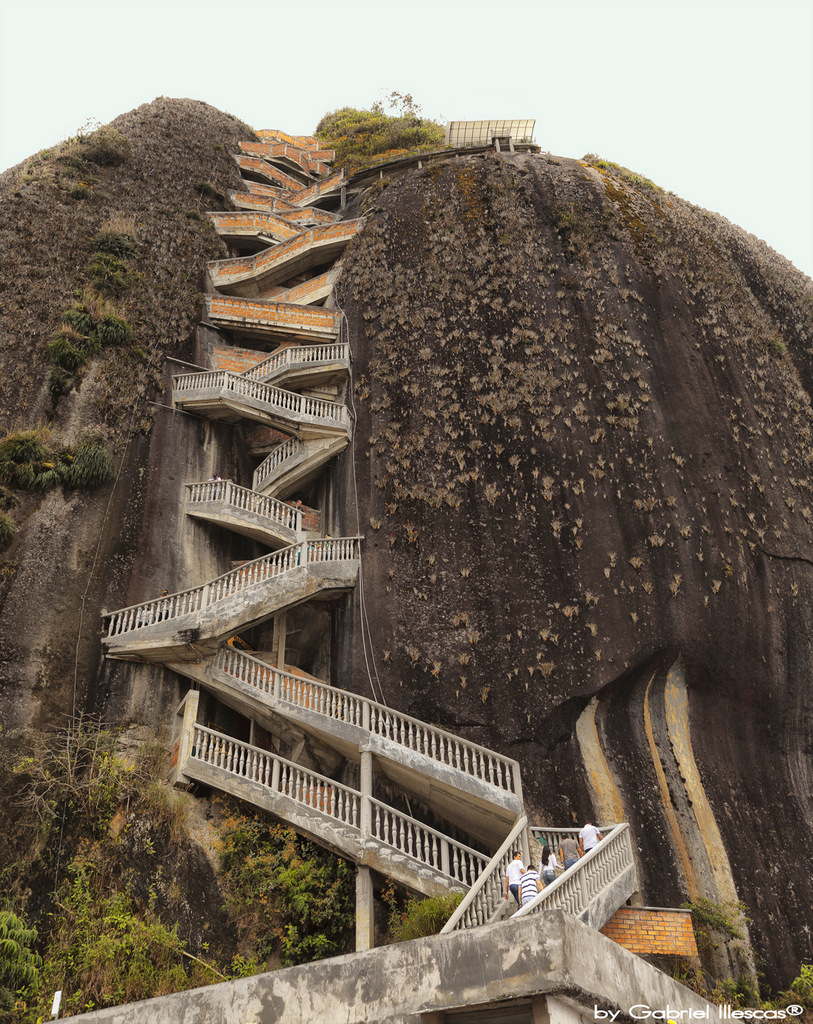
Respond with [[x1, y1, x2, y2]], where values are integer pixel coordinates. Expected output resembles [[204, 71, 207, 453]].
[[102, 127, 638, 951]]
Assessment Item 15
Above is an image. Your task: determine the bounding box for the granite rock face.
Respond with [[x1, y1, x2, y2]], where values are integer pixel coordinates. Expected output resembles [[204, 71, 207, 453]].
[[1, 105, 811, 988], [333, 153, 813, 984]]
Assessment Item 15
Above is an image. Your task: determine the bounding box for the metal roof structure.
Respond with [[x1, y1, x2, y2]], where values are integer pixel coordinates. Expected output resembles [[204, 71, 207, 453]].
[[444, 119, 536, 147]]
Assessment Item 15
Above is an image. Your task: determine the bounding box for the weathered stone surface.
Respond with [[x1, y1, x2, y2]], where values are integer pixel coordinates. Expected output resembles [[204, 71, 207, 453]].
[[333, 153, 813, 985]]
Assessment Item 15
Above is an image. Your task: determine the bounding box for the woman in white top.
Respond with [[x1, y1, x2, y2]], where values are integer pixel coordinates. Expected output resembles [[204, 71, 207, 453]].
[[540, 845, 561, 885]]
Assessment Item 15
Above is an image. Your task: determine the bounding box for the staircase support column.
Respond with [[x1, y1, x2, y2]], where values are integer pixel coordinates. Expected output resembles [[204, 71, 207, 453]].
[[360, 748, 372, 834], [355, 865, 375, 951], [272, 611, 288, 670], [171, 688, 200, 784], [356, 746, 374, 950]]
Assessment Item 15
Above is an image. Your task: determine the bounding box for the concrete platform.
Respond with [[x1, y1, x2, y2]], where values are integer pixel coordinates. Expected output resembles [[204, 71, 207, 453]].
[[68, 909, 722, 1024]]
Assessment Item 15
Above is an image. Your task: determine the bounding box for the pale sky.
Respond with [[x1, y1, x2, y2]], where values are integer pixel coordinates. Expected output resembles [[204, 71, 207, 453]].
[[1, 0, 811, 278]]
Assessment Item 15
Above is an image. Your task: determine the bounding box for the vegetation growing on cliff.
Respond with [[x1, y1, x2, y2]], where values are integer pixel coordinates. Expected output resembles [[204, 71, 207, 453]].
[[315, 92, 445, 171], [1, 719, 357, 1018], [217, 813, 354, 968], [0, 428, 113, 498], [382, 882, 463, 942]]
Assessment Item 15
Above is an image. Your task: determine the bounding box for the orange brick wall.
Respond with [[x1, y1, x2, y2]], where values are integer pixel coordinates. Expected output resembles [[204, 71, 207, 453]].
[[600, 907, 697, 957], [211, 345, 268, 374]]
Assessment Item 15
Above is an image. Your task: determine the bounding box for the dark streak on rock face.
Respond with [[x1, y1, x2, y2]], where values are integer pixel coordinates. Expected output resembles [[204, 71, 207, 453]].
[[334, 153, 813, 986]]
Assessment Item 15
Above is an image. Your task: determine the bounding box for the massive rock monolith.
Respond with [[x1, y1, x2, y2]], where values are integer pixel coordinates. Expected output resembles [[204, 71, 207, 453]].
[[332, 153, 813, 985]]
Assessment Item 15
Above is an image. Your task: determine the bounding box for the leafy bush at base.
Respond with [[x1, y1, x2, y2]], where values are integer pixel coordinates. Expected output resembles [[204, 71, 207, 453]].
[[0, 910, 41, 1012], [384, 885, 463, 942], [218, 814, 354, 968], [33, 857, 198, 1017], [8, 720, 224, 1020]]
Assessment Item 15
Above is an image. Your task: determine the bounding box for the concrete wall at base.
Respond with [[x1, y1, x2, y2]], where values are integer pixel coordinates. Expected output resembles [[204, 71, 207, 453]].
[[72, 909, 722, 1024]]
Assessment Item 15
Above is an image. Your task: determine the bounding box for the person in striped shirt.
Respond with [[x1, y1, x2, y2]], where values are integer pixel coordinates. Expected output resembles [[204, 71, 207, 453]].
[[519, 865, 542, 908]]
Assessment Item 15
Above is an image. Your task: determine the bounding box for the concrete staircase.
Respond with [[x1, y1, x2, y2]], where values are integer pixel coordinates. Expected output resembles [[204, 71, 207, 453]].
[[184, 479, 310, 548], [172, 370, 349, 437], [104, 126, 639, 953], [205, 295, 339, 342], [168, 646, 523, 848], [206, 220, 361, 297], [252, 435, 349, 499], [171, 691, 506, 898], [103, 538, 361, 662]]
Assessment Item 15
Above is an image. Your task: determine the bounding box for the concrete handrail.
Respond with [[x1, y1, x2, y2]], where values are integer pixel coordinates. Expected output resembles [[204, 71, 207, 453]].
[[290, 172, 344, 207], [369, 798, 488, 888], [241, 343, 349, 384], [184, 724, 489, 887], [207, 221, 360, 283], [513, 824, 634, 920], [206, 296, 340, 337], [212, 646, 522, 795], [208, 210, 299, 241], [239, 140, 330, 178], [185, 480, 302, 533], [172, 370, 350, 429], [189, 723, 361, 828], [253, 437, 303, 492], [440, 815, 528, 934], [233, 153, 302, 191], [529, 824, 619, 860], [103, 538, 361, 637]]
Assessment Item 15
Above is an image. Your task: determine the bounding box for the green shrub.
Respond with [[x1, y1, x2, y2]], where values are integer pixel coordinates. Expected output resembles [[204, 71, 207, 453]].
[[315, 92, 445, 171], [219, 816, 354, 968], [48, 365, 75, 400], [64, 437, 114, 489], [86, 253, 134, 296], [0, 486, 18, 512], [0, 430, 48, 470], [193, 181, 222, 200], [0, 510, 15, 547], [33, 857, 198, 1017], [62, 308, 95, 335], [582, 153, 662, 191], [95, 314, 133, 348], [0, 430, 53, 488], [92, 229, 142, 259], [386, 890, 463, 942], [70, 184, 91, 199], [48, 335, 88, 372], [0, 909, 41, 1011], [0, 429, 113, 492], [786, 964, 813, 1009]]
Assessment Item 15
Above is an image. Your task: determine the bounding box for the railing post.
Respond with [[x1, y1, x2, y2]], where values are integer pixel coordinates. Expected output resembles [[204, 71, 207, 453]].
[[171, 689, 200, 783]]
